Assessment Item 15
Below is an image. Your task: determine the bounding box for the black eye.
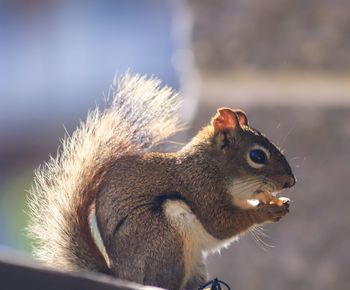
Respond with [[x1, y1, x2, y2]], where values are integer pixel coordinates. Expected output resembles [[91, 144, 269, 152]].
[[249, 149, 268, 165]]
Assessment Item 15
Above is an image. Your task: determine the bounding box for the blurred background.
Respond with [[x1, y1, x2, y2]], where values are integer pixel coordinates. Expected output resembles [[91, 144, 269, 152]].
[[0, 0, 349, 289]]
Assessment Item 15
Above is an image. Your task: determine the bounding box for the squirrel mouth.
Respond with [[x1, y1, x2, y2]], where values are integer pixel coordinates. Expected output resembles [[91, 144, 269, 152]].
[[248, 189, 290, 207], [272, 191, 290, 203]]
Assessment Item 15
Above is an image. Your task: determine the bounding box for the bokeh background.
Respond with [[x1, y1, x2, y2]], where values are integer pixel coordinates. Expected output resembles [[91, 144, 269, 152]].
[[1, 1, 349, 290]]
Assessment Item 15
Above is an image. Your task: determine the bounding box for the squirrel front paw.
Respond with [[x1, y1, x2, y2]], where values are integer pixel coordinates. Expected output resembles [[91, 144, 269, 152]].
[[255, 202, 289, 223]]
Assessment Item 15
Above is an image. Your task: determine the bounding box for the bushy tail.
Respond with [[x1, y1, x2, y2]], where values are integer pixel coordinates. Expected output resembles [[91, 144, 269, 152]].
[[27, 74, 182, 273]]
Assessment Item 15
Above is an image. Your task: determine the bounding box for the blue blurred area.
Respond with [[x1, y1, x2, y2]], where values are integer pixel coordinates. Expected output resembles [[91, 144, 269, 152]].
[[0, 0, 178, 250], [0, 0, 178, 130]]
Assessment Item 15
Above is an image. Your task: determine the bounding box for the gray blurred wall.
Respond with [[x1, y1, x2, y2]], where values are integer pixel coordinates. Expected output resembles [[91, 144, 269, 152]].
[[184, 1, 350, 290]]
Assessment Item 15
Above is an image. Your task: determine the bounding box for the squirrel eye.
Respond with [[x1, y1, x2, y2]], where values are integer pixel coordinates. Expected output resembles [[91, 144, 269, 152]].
[[247, 146, 270, 168]]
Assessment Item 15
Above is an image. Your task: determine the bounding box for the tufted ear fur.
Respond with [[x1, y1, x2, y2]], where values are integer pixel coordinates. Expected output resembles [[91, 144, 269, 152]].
[[212, 108, 242, 134], [211, 108, 241, 150], [234, 109, 249, 127], [211, 108, 249, 150], [212, 108, 237, 134]]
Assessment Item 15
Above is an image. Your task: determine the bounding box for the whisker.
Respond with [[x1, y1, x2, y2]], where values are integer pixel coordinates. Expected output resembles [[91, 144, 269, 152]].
[[249, 228, 268, 251], [235, 177, 264, 187], [233, 181, 262, 194], [279, 125, 295, 150], [231, 181, 260, 191], [252, 225, 270, 238], [231, 177, 260, 186], [260, 177, 278, 192], [249, 226, 274, 251]]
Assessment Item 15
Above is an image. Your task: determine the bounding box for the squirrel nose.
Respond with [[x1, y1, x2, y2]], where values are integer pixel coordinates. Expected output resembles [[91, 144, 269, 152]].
[[283, 175, 296, 189]]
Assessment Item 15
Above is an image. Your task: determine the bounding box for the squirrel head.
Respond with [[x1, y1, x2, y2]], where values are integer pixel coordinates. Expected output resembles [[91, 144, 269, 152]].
[[185, 108, 295, 207]]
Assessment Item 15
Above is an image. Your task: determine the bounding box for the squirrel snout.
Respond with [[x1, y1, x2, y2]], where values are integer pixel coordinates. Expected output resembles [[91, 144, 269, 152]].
[[282, 175, 296, 189]]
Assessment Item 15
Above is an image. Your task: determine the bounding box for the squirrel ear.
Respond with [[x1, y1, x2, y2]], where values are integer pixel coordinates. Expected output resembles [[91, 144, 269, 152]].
[[212, 108, 240, 134], [234, 109, 249, 126]]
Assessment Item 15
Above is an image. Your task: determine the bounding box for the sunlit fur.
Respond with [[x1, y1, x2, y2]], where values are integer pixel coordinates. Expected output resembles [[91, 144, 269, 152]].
[[229, 176, 282, 250], [164, 200, 239, 288], [229, 176, 279, 209], [27, 74, 182, 272], [26, 74, 294, 290]]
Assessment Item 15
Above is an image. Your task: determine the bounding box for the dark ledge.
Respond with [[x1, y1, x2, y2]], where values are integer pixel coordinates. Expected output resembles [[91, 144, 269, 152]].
[[0, 252, 161, 290]]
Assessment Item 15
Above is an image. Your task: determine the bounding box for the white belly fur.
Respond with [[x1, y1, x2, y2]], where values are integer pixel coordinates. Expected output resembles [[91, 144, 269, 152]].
[[164, 200, 238, 285]]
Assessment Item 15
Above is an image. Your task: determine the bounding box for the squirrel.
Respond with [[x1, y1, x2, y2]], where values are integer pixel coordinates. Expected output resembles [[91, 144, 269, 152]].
[[27, 73, 295, 290]]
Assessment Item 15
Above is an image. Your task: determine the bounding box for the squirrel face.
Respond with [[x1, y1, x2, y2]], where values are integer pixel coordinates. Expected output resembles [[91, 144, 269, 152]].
[[209, 108, 295, 206]]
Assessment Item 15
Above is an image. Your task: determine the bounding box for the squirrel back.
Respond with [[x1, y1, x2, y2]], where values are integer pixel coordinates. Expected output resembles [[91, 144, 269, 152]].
[[27, 74, 182, 273]]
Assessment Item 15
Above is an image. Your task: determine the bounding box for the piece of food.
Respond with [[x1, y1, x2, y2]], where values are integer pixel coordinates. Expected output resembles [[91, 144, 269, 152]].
[[254, 191, 288, 206]]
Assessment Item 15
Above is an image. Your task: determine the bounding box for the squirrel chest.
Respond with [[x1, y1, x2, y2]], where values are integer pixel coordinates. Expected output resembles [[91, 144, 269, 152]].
[[95, 153, 237, 286]]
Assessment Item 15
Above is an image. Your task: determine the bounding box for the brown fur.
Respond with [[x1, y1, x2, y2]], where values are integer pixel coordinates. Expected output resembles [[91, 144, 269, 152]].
[[28, 75, 295, 290], [96, 117, 295, 289], [27, 74, 181, 273]]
